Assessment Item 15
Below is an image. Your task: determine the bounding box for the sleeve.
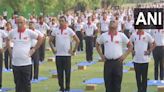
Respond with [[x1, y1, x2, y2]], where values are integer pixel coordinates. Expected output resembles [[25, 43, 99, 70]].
[[29, 30, 38, 39], [45, 24, 50, 30], [2, 30, 8, 38], [147, 34, 154, 43], [36, 30, 44, 37], [121, 33, 130, 44], [69, 28, 76, 37], [96, 35, 104, 44], [8, 31, 13, 39], [93, 24, 98, 30], [82, 24, 86, 32]]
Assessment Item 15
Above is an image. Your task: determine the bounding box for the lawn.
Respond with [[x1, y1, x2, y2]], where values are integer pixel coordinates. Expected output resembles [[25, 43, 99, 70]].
[[1, 45, 158, 92]]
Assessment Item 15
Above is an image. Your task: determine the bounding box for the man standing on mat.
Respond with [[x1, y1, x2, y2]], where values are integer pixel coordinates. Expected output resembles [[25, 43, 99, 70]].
[[29, 21, 44, 81], [49, 16, 79, 92], [35, 16, 50, 62], [7, 16, 42, 92], [96, 17, 133, 92], [130, 29, 155, 92], [82, 16, 98, 62], [152, 29, 164, 83]]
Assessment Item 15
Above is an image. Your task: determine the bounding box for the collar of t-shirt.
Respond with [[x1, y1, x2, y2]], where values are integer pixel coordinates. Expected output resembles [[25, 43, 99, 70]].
[[87, 21, 92, 25], [39, 22, 44, 25], [6, 28, 12, 32], [18, 27, 26, 33], [137, 31, 144, 35], [59, 24, 67, 34], [137, 31, 144, 40], [108, 31, 118, 42]]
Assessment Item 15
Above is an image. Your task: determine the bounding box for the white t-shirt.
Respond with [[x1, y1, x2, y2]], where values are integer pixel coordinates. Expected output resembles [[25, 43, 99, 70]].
[[74, 22, 84, 32], [97, 32, 130, 59], [8, 29, 38, 66], [35, 23, 50, 35], [125, 20, 134, 33], [130, 31, 154, 63], [151, 29, 164, 46], [3, 29, 14, 47], [31, 29, 44, 47], [51, 27, 75, 56], [66, 15, 74, 26], [100, 19, 110, 32], [83, 23, 97, 36], [0, 19, 7, 28], [0, 29, 8, 49]]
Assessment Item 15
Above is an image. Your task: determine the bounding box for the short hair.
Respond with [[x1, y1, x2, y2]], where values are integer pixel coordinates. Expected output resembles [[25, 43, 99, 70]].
[[39, 16, 44, 20], [6, 21, 12, 28], [59, 16, 67, 22]]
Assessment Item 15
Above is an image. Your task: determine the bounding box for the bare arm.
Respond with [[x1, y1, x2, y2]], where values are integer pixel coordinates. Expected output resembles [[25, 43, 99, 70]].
[[49, 36, 56, 54]]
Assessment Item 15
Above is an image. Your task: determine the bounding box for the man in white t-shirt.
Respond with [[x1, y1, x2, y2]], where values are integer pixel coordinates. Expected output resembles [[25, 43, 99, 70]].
[[35, 16, 50, 62], [74, 17, 84, 52], [151, 29, 164, 82], [130, 29, 155, 92], [99, 12, 110, 54], [0, 29, 8, 91], [82, 16, 98, 62], [7, 16, 43, 92], [29, 21, 44, 80], [49, 16, 79, 92], [96, 18, 133, 92]]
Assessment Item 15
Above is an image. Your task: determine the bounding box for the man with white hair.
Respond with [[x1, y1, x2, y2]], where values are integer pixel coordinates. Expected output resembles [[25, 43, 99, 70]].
[[7, 16, 43, 92]]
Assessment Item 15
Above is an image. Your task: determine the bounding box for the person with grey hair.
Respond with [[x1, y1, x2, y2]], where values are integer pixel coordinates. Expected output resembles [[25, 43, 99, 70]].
[[96, 17, 133, 92], [7, 16, 43, 92]]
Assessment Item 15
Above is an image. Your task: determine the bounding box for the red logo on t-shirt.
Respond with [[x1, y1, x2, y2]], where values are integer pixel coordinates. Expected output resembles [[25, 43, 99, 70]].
[[24, 37, 28, 40], [115, 41, 119, 44], [64, 33, 67, 35]]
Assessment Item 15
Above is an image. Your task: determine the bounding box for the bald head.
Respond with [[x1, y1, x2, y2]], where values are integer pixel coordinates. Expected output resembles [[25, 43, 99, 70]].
[[17, 16, 26, 29]]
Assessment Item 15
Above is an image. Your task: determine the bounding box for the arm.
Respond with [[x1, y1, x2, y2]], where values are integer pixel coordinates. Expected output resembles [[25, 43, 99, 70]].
[[96, 42, 106, 61], [30, 36, 43, 56], [119, 42, 133, 62], [49, 36, 56, 54], [70, 35, 80, 55]]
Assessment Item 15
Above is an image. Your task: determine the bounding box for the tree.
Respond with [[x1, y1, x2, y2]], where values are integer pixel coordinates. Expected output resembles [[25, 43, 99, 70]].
[[2, 0, 30, 14]]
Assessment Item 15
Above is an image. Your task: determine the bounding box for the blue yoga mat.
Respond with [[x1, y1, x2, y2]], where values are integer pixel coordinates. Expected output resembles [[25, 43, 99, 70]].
[[83, 78, 104, 85], [123, 69, 129, 73], [148, 80, 164, 86], [0, 88, 14, 92], [2, 69, 12, 73], [77, 61, 97, 66], [31, 77, 48, 83], [124, 61, 134, 67], [69, 89, 84, 92], [83, 69, 129, 85]]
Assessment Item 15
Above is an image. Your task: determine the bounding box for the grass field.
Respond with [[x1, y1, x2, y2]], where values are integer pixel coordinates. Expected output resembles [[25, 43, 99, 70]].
[[1, 44, 159, 92]]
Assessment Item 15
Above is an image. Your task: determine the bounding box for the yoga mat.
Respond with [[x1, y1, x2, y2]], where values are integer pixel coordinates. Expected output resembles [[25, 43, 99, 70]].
[[0, 88, 14, 92], [31, 76, 48, 83], [77, 61, 97, 66], [148, 80, 164, 86]]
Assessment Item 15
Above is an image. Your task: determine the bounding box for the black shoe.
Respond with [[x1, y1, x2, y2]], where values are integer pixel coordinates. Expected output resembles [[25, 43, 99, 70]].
[[64, 89, 70, 92], [59, 88, 64, 92]]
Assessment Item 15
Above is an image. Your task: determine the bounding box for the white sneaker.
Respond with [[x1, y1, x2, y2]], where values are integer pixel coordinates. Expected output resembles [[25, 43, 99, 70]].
[[161, 80, 164, 83]]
